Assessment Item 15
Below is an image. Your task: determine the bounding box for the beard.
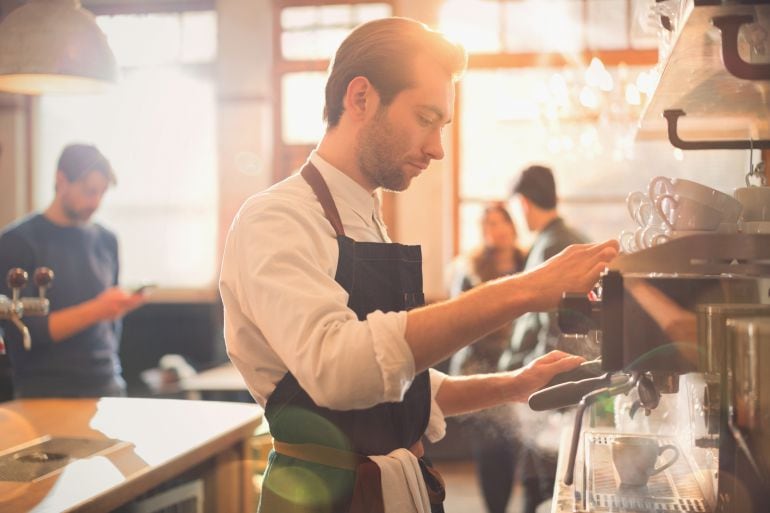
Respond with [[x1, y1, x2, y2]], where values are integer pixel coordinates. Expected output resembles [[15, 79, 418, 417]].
[[355, 106, 413, 192], [62, 202, 95, 224]]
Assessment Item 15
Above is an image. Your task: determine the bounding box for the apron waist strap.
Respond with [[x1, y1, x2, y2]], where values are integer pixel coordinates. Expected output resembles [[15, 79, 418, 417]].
[[272, 439, 426, 470], [272, 440, 445, 512], [272, 440, 367, 471]]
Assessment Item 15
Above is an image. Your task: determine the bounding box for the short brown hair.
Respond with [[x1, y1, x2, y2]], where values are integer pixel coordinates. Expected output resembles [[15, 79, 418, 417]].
[[324, 17, 467, 128], [57, 143, 117, 186]]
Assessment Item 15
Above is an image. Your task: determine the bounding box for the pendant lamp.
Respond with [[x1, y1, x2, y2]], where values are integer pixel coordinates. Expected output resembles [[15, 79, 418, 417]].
[[0, 0, 118, 95]]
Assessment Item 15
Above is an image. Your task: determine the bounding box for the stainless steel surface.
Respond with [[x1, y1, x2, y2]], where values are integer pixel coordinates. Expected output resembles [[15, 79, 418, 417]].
[[726, 317, 770, 475], [609, 233, 770, 276], [583, 432, 706, 513], [0, 436, 127, 482], [697, 304, 770, 373], [639, 1, 770, 143]]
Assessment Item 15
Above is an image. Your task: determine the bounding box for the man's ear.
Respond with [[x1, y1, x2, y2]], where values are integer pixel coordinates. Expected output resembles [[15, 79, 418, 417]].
[[517, 195, 531, 214], [343, 76, 377, 121], [54, 170, 66, 193]]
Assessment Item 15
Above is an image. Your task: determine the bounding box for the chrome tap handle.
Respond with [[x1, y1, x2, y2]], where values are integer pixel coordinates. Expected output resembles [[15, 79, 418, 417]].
[[20, 267, 55, 317], [6, 268, 28, 302], [2, 266, 55, 351], [0, 295, 12, 319], [20, 298, 49, 317], [9, 314, 31, 351], [34, 267, 54, 298]]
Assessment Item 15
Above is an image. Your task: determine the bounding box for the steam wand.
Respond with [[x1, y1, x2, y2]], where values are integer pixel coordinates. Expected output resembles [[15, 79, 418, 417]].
[[0, 267, 54, 351], [563, 371, 639, 486]]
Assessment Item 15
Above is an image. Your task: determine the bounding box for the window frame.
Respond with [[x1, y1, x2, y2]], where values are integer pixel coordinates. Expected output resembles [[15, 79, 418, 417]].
[[271, 0, 398, 184]]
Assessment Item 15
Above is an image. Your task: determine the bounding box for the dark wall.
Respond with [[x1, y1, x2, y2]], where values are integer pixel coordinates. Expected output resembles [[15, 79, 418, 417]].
[[119, 299, 228, 395]]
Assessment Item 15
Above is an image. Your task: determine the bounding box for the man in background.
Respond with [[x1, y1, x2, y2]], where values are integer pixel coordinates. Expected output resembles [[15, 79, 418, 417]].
[[0, 143, 146, 398], [509, 164, 589, 363], [505, 164, 590, 513]]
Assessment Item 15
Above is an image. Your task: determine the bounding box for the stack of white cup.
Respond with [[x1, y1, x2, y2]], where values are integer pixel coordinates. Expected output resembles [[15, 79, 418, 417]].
[[619, 177, 742, 253]]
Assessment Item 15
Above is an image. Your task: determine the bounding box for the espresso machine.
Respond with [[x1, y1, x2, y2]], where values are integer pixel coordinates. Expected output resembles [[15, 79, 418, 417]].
[[529, 233, 770, 513]]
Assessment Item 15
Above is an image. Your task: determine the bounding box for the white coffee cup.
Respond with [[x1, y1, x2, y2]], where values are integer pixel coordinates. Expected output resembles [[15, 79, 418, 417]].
[[734, 186, 770, 222], [611, 436, 679, 487], [654, 194, 723, 231], [619, 230, 639, 253], [639, 223, 670, 248], [627, 190, 666, 228], [649, 176, 742, 224]]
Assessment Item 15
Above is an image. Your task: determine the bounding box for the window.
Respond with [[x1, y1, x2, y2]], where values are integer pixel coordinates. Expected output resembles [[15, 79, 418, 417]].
[[440, 0, 657, 55], [456, 67, 750, 255], [437, 0, 709, 256], [34, 11, 218, 289], [281, 3, 391, 60], [273, 1, 394, 180]]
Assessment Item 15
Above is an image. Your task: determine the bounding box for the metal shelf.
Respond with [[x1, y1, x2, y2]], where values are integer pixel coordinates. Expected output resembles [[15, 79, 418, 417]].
[[637, 1, 770, 149]]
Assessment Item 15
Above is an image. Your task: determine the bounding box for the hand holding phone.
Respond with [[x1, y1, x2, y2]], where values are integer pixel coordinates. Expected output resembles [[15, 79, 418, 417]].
[[132, 283, 157, 295]]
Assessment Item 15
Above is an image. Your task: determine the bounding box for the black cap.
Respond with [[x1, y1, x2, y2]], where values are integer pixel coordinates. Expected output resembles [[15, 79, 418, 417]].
[[512, 165, 556, 209]]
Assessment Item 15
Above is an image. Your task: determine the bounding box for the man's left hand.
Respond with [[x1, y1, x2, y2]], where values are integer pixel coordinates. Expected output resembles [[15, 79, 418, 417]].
[[505, 350, 584, 402]]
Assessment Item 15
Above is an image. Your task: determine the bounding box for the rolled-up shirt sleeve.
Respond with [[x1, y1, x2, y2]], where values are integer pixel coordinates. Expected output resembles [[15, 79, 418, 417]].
[[222, 193, 416, 410], [426, 368, 448, 442]]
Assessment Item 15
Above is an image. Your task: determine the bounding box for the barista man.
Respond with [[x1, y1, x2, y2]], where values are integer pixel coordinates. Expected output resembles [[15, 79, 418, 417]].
[[219, 17, 618, 513]]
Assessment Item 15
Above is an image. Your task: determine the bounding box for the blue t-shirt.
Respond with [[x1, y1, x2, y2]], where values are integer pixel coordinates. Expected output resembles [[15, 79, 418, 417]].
[[0, 214, 124, 397]]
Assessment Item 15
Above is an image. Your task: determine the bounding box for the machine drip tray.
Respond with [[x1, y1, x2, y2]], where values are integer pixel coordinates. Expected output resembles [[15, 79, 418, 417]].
[[0, 435, 127, 482], [584, 432, 708, 513]]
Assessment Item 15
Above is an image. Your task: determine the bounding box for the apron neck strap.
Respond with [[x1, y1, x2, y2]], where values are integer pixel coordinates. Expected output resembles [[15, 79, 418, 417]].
[[301, 161, 346, 237]]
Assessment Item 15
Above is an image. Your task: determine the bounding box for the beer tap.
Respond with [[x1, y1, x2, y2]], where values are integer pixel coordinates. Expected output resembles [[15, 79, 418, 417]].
[[0, 267, 54, 351]]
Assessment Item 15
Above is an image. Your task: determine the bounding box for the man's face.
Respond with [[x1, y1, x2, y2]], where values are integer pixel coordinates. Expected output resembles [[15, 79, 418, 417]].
[[57, 170, 110, 224], [355, 54, 454, 192]]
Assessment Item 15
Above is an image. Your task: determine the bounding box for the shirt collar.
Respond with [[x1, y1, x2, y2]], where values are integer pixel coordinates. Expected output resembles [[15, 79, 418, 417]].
[[309, 150, 379, 225]]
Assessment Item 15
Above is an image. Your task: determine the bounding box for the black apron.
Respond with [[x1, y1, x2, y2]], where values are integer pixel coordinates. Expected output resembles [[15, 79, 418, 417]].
[[260, 162, 442, 513]]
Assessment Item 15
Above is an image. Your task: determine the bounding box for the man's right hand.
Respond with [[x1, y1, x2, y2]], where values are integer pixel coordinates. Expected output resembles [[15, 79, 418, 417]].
[[49, 286, 149, 342], [93, 286, 148, 321], [406, 239, 618, 373], [518, 239, 619, 312]]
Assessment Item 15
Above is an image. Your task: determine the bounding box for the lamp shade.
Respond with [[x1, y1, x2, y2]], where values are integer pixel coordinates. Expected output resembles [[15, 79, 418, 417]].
[[0, 0, 118, 94]]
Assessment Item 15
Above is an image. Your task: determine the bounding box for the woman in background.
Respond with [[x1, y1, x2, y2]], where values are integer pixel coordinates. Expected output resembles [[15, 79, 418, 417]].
[[449, 201, 526, 513]]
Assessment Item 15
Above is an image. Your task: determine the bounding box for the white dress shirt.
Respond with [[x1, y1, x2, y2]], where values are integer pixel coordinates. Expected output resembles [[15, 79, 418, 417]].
[[220, 151, 446, 441]]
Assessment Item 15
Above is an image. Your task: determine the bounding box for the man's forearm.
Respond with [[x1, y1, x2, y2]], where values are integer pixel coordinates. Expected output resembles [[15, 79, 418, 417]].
[[48, 300, 104, 342], [434, 373, 516, 417], [436, 372, 529, 417], [435, 351, 584, 417], [406, 274, 537, 372], [405, 240, 618, 372]]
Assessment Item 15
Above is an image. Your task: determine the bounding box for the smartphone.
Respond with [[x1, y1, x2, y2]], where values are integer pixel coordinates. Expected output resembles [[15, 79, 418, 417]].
[[132, 283, 157, 295]]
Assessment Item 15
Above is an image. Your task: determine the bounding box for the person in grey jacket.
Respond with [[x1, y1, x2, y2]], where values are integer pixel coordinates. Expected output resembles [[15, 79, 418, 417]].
[[503, 164, 589, 513]]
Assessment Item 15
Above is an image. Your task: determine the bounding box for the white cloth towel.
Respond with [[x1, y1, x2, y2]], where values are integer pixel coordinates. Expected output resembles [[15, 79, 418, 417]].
[[369, 448, 431, 513]]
